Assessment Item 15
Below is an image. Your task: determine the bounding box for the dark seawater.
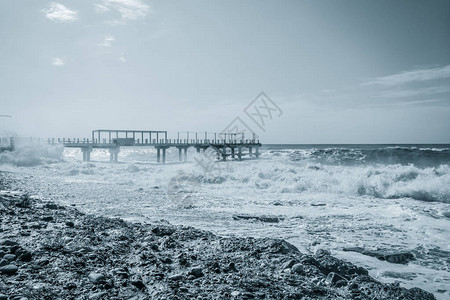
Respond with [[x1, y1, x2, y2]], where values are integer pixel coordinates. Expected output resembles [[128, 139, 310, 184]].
[[262, 144, 450, 167]]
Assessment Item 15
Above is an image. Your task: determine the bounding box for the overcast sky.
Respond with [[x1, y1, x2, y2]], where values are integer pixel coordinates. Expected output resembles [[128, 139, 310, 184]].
[[1, 0, 449, 143]]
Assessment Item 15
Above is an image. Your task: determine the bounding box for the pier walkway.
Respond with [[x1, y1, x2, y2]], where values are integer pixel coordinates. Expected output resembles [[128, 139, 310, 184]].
[[45, 129, 261, 163]]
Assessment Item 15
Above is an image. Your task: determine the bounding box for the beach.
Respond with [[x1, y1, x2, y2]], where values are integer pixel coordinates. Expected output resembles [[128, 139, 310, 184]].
[[0, 173, 437, 299]]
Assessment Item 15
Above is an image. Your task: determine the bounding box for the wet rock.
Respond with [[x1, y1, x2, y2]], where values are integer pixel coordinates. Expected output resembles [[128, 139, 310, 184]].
[[0, 294, 6, 300], [291, 263, 304, 274], [325, 272, 348, 287], [1, 240, 18, 247], [232, 214, 284, 223], [162, 257, 173, 264], [311, 203, 326, 206], [89, 292, 107, 299], [188, 266, 204, 278], [41, 216, 53, 222], [3, 254, 15, 261], [0, 264, 18, 275], [223, 262, 238, 272], [168, 273, 183, 280], [9, 296, 28, 300], [16, 249, 32, 262], [44, 203, 59, 209], [314, 249, 368, 278], [65, 221, 75, 227], [131, 276, 146, 290], [88, 273, 106, 284], [0, 259, 8, 266], [112, 267, 128, 278], [152, 226, 175, 236], [343, 247, 415, 264], [282, 259, 297, 270], [270, 240, 300, 254], [348, 275, 435, 300]]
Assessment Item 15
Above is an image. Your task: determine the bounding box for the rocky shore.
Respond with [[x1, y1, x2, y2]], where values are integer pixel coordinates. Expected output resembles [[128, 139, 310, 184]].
[[0, 174, 436, 299]]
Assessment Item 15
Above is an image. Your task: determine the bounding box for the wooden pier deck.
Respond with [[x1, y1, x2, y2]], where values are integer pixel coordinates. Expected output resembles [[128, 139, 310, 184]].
[[45, 129, 261, 163]]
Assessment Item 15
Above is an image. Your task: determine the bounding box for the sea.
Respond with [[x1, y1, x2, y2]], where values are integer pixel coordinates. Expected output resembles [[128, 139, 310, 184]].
[[1, 142, 449, 298]]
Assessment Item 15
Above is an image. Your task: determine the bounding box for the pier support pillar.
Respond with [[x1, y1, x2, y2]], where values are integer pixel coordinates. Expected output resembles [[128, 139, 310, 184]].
[[109, 147, 120, 162], [82, 147, 93, 162], [222, 148, 227, 161], [162, 148, 166, 164], [255, 147, 260, 158], [249, 146, 253, 157], [178, 148, 182, 161], [238, 146, 242, 160], [183, 147, 187, 161], [157, 148, 161, 163], [231, 147, 235, 159]]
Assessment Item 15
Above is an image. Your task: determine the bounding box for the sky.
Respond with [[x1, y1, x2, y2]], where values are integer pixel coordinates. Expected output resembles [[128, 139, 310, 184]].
[[0, 0, 449, 143]]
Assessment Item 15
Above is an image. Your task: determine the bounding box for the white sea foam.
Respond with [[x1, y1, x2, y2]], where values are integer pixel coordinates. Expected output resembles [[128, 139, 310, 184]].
[[0, 142, 63, 166]]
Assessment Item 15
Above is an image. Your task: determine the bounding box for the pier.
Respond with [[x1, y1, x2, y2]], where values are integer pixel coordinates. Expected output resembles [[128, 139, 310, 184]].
[[45, 129, 261, 163]]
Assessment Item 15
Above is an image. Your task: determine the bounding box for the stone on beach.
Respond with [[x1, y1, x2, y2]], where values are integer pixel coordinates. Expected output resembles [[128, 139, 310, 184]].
[[343, 247, 415, 264], [0, 264, 18, 275], [232, 214, 284, 223], [188, 266, 204, 278], [87, 273, 106, 284]]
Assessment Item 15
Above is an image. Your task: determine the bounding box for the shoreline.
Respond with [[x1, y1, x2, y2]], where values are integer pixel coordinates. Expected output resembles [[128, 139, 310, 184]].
[[0, 173, 436, 299]]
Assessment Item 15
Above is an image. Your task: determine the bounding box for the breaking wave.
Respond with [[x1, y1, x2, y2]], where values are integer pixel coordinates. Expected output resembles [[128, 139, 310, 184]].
[[0, 143, 63, 167], [225, 163, 450, 203], [285, 146, 450, 167]]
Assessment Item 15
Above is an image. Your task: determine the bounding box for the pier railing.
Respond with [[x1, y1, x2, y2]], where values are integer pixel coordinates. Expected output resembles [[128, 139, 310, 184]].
[[1, 130, 262, 163]]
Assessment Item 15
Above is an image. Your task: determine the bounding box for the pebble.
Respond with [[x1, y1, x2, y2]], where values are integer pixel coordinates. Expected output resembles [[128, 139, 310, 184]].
[[4, 254, 16, 261], [168, 274, 183, 280], [0, 264, 18, 275], [89, 292, 107, 299], [41, 216, 53, 222], [325, 272, 348, 287], [65, 221, 75, 228], [282, 259, 297, 270], [0, 259, 8, 267], [131, 278, 146, 290], [16, 249, 32, 262], [0, 294, 6, 300], [189, 266, 204, 278], [1, 240, 18, 247], [44, 203, 59, 209], [88, 273, 106, 284], [291, 263, 304, 274]]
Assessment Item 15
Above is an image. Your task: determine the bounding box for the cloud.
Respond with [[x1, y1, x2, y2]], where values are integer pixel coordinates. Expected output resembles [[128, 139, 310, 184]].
[[42, 2, 78, 23], [119, 56, 126, 62], [94, 4, 110, 13], [378, 85, 450, 98], [52, 57, 65, 66], [99, 35, 115, 47], [364, 65, 450, 86], [95, 0, 150, 24]]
